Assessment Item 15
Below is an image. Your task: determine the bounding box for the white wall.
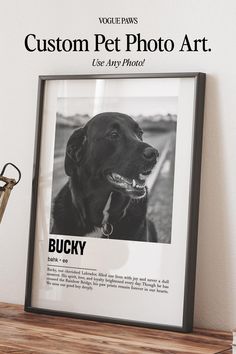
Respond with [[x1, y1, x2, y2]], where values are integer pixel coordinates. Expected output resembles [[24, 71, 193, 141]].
[[0, 0, 235, 331]]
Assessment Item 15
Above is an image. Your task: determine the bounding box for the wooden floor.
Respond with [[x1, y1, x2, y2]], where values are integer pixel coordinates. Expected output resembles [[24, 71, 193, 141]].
[[0, 303, 232, 353]]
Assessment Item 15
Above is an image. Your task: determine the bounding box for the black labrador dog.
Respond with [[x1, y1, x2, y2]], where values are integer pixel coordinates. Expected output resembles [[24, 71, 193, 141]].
[[51, 112, 159, 242]]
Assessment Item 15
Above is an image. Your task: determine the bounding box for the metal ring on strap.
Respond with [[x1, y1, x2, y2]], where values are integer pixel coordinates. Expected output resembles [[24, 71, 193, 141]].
[[101, 223, 113, 238]]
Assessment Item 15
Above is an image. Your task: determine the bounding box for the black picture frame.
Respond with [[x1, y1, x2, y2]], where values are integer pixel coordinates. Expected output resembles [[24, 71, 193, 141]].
[[25, 73, 206, 332]]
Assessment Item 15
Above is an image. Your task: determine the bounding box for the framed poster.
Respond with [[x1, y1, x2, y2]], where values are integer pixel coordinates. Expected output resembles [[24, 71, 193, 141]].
[[25, 73, 206, 332]]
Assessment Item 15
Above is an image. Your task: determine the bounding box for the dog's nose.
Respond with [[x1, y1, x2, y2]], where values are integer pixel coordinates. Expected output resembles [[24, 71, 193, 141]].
[[143, 146, 159, 161]]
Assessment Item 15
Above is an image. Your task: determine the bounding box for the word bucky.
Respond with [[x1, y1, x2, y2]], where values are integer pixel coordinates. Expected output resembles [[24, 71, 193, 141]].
[[48, 238, 87, 255]]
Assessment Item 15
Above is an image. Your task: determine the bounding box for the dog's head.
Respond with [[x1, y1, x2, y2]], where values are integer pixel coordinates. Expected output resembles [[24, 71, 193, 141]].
[[65, 112, 158, 199]]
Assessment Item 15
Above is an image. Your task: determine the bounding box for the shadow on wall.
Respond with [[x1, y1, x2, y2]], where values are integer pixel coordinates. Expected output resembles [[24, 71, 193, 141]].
[[194, 75, 234, 330]]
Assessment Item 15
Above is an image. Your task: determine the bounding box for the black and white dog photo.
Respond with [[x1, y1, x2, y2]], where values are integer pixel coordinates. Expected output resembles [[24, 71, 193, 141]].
[[51, 112, 159, 242]]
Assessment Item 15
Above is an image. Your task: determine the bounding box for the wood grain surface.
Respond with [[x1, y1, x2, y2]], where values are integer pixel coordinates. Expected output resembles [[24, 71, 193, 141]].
[[0, 303, 232, 353]]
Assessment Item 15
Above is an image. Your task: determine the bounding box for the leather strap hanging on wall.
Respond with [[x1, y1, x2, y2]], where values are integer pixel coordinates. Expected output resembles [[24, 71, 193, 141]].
[[0, 163, 21, 223]]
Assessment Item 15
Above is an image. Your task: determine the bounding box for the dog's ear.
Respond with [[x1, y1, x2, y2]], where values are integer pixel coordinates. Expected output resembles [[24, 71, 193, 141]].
[[65, 127, 86, 176]]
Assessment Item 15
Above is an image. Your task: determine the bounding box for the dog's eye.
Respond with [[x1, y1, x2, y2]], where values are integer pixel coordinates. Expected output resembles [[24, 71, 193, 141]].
[[137, 129, 143, 140], [110, 131, 119, 139]]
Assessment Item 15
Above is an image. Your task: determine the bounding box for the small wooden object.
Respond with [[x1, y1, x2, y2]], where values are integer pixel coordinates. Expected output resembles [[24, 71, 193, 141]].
[[0, 163, 21, 223]]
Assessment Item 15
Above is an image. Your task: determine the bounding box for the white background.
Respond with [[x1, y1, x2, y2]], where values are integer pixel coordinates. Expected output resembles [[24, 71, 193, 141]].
[[0, 0, 235, 331]]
